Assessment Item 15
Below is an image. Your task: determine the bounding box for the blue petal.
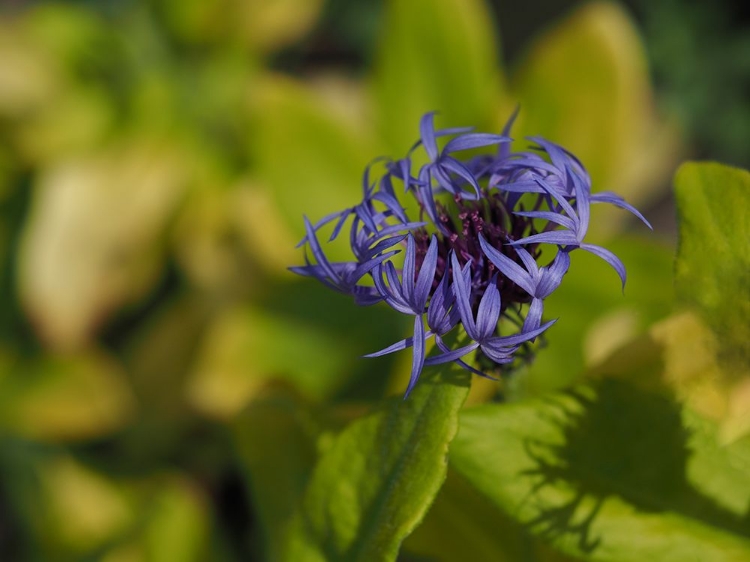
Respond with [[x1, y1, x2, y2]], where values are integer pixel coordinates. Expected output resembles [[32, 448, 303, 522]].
[[329, 209, 353, 241], [474, 279, 502, 341], [401, 235, 417, 303], [350, 249, 399, 284], [527, 136, 571, 178], [429, 162, 459, 196], [591, 192, 653, 229], [419, 112, 439, 161], [364, 337, 414, 357], [503, 157, 559, 176], [478, 346, 516, 365], [435, 126, 475, 136], [303, 216, 340, 282], [536, 250, 570, 298], [426, 272, 456, 334], [510, 230, 579, 247], [414, 236, 438, 309], [535, 177, 578, 223], [574, 180, 591, 235], [434, 335, 498, 380], [514, 246, 540, 276], [480, 235, 535, 295], [353, 286, 384, 306], [443, 133, 511, 154], [451, 252, 478, 340], [513, 210, 577, 231], [580, 243, 627, 290], [382, 261, 411, 310], [359, 234, 407, 261], [481, 318, 557, 352], [372, 191, 408, 223], [499, 106, 520, 159], [490, 179, 544, 194], [363, 328, 433, 357], [296, 209, 348, 247], [440, 157, 482, 198], [417, 167, 442, 228], [404, 315, 427, 399], [424, 341, 480, 366], [522, 298, 544, 332]]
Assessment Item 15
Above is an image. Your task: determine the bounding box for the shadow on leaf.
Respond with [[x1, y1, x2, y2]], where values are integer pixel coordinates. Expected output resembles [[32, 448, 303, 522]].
[[520, 377, 750, 553]]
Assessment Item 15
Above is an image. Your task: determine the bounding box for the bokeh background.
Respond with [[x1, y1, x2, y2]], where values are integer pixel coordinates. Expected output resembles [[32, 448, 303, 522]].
[[0, 0, 748, 560]]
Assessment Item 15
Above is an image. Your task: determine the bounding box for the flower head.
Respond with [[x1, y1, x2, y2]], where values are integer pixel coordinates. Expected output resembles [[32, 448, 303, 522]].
[[292, 111, 651, 397]]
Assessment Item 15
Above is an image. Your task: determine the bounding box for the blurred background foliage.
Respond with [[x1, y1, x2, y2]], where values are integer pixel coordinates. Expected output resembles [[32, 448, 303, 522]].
[[0, 0, 748, 560]]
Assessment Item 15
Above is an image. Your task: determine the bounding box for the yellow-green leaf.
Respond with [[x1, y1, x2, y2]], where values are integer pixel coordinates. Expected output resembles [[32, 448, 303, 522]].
[[18, 139, 187, 350], [511, 1, 679, 234], [673, 161, 750, 368], [451, 379, 750, 561]]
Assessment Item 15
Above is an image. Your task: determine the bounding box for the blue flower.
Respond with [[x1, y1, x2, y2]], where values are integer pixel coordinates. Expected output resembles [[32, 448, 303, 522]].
[[291, 111, 651, 397], [479, 235, 569, 332], [422, 252, 557, 368]]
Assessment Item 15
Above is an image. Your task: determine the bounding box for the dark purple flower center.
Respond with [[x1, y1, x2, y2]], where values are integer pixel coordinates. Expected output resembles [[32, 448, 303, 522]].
[[413, 189, 546, 315]]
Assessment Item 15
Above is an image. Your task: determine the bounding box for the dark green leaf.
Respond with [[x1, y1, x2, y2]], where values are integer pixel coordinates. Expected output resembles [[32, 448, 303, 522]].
[[234, 389, 321, 561]]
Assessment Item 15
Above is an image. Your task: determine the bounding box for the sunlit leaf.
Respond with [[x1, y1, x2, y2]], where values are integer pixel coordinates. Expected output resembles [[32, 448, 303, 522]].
[[650, 313, 737, 427], [589, 310, 750, 445], [372, 0, 503, 153], [451, 379, 750, 561], [673, 161, 750, 368], [283, 367, 470, 562], [18, 139, 187, 350], [511, 1, 680, 234]]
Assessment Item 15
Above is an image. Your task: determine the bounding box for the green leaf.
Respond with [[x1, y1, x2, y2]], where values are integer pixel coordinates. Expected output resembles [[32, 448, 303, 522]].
[[451, 378, 750, 561], [372, 0, 503, 153], [674, 161, 750, 367], [283, 367, 470, 562]]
